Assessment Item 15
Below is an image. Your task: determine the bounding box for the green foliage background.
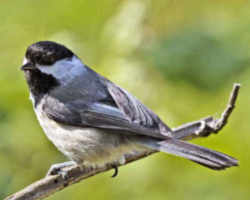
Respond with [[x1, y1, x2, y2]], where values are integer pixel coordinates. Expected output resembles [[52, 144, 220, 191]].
[[0, 0, 249, 199]]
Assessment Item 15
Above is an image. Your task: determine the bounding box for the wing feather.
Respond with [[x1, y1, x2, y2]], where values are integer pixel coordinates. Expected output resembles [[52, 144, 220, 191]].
[[43, 74, 172, 139]]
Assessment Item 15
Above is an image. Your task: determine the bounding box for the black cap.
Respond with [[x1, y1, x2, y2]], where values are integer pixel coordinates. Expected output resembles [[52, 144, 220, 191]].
[[25, 41, 74, 66]]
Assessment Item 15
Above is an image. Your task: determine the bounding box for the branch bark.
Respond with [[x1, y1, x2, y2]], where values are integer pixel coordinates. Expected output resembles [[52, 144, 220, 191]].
[[4, 83, 241, 200]]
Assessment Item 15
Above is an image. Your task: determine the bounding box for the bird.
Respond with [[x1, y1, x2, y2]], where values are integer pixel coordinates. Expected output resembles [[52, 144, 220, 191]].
[[21, 41, 238, 177]]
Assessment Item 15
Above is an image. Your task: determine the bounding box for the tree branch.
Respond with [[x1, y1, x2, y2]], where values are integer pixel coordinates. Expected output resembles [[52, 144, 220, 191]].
[[4, 83, 241, 200]]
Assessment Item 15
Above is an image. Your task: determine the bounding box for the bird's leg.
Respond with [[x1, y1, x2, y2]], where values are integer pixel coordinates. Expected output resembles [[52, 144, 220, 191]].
[[111, 165, 119, 178], [47, 161, 76, 178]]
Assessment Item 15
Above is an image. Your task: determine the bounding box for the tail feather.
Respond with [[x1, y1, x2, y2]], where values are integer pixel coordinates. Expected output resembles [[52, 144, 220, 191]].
[[140, 138, 238, 170]]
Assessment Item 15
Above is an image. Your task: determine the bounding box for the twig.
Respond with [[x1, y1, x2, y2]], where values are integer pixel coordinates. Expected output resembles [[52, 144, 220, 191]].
[[212, 83, 241, 132], [4, 83, 241, 200], [172, 83, 241, 139]]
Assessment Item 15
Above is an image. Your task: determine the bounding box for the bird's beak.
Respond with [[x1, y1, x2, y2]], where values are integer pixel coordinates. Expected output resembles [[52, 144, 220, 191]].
[[21, 62, 35, 71]]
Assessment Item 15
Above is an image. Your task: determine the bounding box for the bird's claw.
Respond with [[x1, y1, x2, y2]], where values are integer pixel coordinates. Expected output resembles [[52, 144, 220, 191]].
[[111, 165, 119, 178]]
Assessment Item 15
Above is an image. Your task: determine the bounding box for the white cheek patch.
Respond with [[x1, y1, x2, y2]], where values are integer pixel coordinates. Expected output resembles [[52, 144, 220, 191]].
[[38, 56, 86, 85]]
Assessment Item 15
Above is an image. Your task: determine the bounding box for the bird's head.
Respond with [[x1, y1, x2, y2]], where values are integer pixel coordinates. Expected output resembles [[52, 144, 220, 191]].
[[21, 41, 86, 103]]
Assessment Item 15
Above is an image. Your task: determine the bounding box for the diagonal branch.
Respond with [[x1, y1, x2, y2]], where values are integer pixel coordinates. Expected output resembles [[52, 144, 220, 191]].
[[4, 83, 241, 200]]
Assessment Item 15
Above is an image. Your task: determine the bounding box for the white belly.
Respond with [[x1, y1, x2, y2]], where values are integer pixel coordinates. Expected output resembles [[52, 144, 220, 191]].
[[34, 102, 148, 167]]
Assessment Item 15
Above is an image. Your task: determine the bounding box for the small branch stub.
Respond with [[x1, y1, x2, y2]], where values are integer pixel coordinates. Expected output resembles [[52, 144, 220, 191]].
[[4, 83, 241, 200], [213, 83, 241, 132]]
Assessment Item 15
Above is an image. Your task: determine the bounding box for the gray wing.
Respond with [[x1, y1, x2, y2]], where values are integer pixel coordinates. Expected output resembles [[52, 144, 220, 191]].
[[43, 69, 171, 139], [105, 81, 171, 134]]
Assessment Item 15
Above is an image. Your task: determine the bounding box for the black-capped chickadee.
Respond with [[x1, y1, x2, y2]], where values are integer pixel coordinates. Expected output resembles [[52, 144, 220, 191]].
[[21, 41, 238, 177]]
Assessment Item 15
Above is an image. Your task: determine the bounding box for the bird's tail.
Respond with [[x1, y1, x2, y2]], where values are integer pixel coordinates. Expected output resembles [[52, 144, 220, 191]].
[[139, 138, 238, 170]]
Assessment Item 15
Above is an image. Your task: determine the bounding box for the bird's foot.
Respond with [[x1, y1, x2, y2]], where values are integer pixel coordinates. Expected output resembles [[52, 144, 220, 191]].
[[46, 161, 76, 179]]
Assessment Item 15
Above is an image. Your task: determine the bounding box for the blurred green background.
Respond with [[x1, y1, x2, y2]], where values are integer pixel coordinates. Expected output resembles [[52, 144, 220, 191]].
[[0, 0, 249, 199]]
